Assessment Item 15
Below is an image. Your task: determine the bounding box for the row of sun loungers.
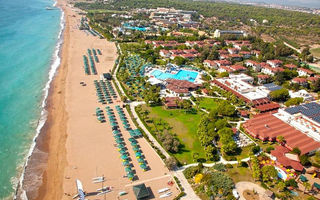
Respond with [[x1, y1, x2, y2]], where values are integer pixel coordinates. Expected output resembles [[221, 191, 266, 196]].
[[105, 106, 136, 180], [115, 105, 148, 171], [94, 80, 117, 104]]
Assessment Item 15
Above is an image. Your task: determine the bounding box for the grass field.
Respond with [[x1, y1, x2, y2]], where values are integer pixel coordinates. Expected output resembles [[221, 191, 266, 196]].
[[311, 47, 320, 58], [226, 165, 254, 183], [141, 105, 205, 164], [197, 98, 225, 111]]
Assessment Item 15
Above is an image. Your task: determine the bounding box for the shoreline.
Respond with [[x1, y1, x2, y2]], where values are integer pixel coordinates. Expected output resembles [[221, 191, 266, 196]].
[[18, 0, 179, 199], [15, 0, 67, 199]]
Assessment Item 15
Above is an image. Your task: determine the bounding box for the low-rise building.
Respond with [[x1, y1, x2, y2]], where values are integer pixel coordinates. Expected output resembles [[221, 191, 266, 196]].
[[298, 68, 314, 77], [292, 77, 308, 86], [245, 60, 261, 72], [257, 74, 270, 84], [289, 90, 314, 101], [284, 64, 297, 70], [267, 60, 283, 68]]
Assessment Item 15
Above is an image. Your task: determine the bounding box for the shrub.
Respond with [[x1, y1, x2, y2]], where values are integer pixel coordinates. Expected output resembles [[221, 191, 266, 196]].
[[213, 163, 227, 172], [225, 164, 233, 169], [165, 157, 178, 170], [183, 166, 200, 179], [240, 161, 248, 168], [285, 179, 298, 188], [299, 155, 311, 166], [251, 145, 261, 154], [266, 146, 275, 153]]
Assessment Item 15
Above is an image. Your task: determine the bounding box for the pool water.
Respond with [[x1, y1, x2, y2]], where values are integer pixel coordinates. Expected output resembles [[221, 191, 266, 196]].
[[123, 23, 146, 31], [275, 166, 287, 180], [151, 69, 199, 82]]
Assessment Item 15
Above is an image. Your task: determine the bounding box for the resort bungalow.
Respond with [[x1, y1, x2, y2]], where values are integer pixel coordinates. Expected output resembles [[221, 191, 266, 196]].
[[203, 60, 218, 69], [257, 74, 270, 84], [164, 97, 183, 109], [292, 77, 308, 86], [270, 145, 304, 172], [284, 64, 297, 70], [261, 65, 284, 76], [267, 60, 283, 68], [165, 79, 200, 97], [298, 68, 314, 77], [245, 60, 261, 72]]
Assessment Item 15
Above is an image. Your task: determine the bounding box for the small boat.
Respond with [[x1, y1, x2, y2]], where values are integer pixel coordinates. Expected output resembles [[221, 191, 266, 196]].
[[97, 190, 111, 196], [119, 191, 127, 196], [160, 192, 172, 198], [92, 176, 105, 181], [158, 188, 170, 193], [45, 6, 54, 10], [97, 186, 111, 192]]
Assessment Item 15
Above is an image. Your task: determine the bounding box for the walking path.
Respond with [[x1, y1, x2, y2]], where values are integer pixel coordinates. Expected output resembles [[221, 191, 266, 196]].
[[111, 43, 259, 200]]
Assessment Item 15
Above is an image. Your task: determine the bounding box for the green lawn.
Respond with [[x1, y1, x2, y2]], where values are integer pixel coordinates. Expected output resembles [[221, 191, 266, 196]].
[[197, 98, 225, 111], [311, 47, 320, 58], [226, 165, 254, 183], [141, 105, 205, 164]]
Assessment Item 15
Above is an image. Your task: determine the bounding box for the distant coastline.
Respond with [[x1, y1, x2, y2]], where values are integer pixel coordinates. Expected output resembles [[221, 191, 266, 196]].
[[201, 0, 320, 14]]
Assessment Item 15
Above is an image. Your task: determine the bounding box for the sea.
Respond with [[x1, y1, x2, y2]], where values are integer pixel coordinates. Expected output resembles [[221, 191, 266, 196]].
[[0, 0, 63, 198]]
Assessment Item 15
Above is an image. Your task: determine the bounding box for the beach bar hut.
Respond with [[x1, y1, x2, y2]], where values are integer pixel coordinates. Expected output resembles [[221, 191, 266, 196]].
[[133, 184, 150, 200]]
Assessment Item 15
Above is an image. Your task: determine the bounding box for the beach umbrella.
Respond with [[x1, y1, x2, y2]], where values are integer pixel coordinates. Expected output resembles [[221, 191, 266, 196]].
[[111, 122, 118, 126], [121, 155, 128, 160], [125, 167, 132, 172], [117, 144, 125, 148], [116, 139, 123, 144], [140, 163, 147, 170], [119, 149, 126, 154], [114, 135, 122, 139], [127, 173, 134, 179], [135, 152, 142, 157], [122, 160, 130, 166], [113, 130, 120, 134], [131, 143, 138, 148], [133, 147, 140, 152], [138, 158, 144, 163], [128, 138, 136, 142], [130, 140, 137, 145]]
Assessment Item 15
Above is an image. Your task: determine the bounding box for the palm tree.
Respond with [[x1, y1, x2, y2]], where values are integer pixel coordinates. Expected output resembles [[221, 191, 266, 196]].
[[277, 135, 285, 145], [303, 182, 311, 194]]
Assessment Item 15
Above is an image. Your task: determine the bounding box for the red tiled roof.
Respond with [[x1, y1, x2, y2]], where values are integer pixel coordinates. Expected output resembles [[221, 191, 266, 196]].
[[257, 74, 270, 79], [214, 60, 232, 66], [246, 60, 259, 65], [271, 145, 304, 171], [292, 77, 307, 84], [230, 65, 246, 71], [308, 77, 319, 82], [268, 59, 283, 65], [164, 97, 183, 107], [284, 64, 297, 69], [244, 114, 320, 154], [255, 102, 280, 112], [298, 68, 314, 74]]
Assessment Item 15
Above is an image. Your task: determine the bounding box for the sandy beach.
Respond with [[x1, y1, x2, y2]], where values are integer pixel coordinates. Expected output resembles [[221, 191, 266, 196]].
[[20, 0, 179, 199]]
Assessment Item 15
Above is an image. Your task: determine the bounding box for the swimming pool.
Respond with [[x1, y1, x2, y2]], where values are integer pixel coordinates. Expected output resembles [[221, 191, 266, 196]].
[[275, 166, 287, 180], [123, 23, 146, 31], [151, 69, 199, 82]]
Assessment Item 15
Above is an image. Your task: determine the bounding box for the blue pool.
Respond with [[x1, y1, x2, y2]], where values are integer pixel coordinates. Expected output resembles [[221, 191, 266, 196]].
[[151, 69, 199, 82], [123, 23, 146, 31]]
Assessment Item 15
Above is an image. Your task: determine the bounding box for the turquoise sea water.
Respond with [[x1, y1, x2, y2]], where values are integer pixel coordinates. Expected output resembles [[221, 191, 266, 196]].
[[151, 69, 199, 82], [0, 0, 61, 198]]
